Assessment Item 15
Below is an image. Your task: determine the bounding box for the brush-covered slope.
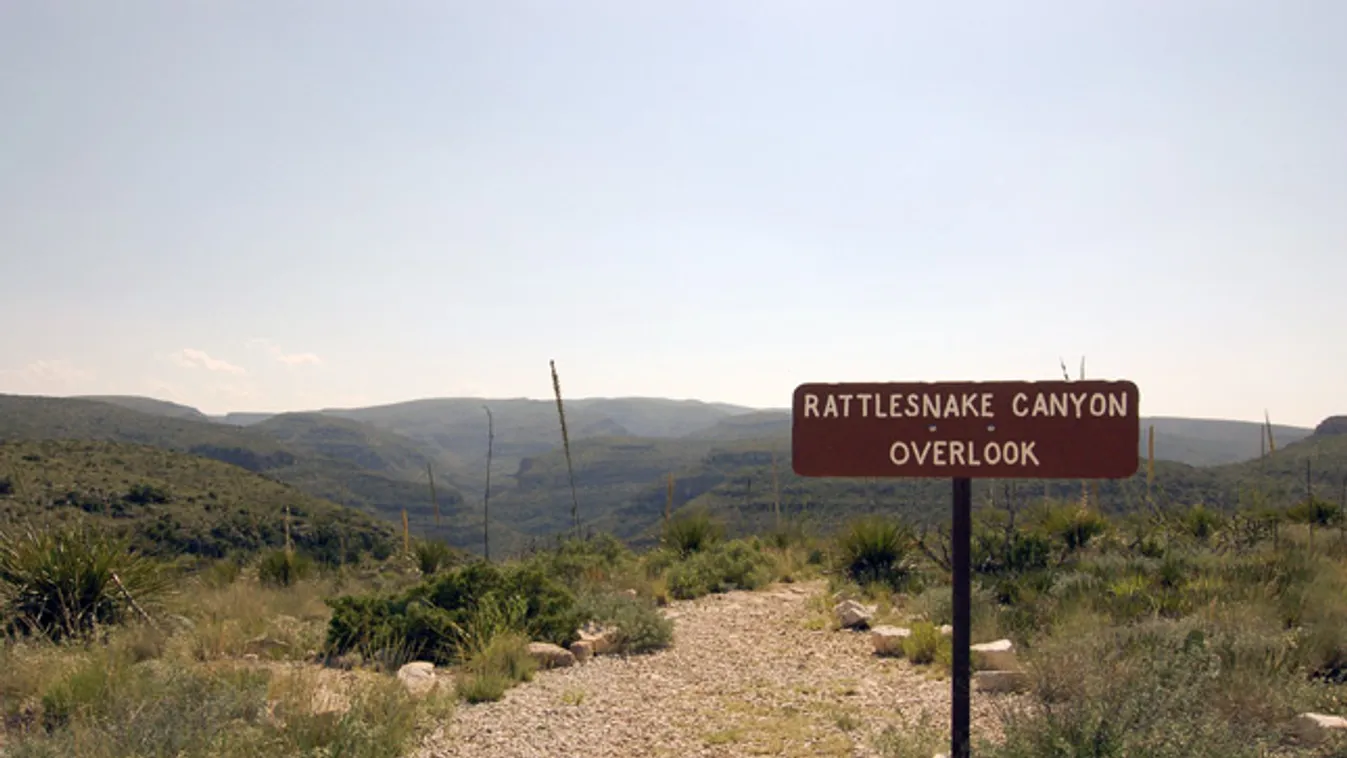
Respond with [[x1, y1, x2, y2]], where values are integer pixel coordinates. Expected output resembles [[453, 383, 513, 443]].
[[0, 440, 395, 563], [75, 395, 214, 422], [0, 395, 491, 551], [248, 412, 455, 480]]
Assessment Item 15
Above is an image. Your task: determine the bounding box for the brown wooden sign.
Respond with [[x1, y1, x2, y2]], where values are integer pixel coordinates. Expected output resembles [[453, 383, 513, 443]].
[[791, 380, 1140, 479]]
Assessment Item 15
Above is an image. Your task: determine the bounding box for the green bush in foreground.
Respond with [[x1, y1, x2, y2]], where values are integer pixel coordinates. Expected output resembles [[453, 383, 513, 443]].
[[666, 539, 774, 600], [0, 524, 170, 641], [324, 560, 581, 666], [574, 591, 673, 654], [11, 646, 427, 758]]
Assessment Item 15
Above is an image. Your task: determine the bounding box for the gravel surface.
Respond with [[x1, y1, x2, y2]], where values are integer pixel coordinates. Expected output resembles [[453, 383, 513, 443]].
[[418, 580, 1017, 758]]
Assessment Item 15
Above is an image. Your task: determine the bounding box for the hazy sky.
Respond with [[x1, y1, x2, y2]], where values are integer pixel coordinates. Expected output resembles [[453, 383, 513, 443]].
[[2, 2, 1344, 426]]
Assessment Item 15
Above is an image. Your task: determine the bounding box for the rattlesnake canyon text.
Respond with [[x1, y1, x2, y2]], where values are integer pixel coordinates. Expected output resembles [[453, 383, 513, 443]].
[[800, 389, 1130, 421]]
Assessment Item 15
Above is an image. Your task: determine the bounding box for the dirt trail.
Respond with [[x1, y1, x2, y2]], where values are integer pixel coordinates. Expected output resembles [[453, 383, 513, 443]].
[[418, 580, 1012, 758]]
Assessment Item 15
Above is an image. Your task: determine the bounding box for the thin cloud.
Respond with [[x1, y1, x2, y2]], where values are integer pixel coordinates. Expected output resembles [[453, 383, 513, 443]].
[[247, 339, 321, 367], [170, 348, 247, 375], [0, 359, 96, 391]]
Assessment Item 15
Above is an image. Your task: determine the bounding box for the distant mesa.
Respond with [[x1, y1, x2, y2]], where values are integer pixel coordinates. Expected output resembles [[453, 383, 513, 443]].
[[1312, 416, 1347, 437]]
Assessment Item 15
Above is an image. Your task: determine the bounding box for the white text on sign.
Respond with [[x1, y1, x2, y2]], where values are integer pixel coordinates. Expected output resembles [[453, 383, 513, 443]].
[[889, 440, 1040, 468], [800, 390, 1129, 420]]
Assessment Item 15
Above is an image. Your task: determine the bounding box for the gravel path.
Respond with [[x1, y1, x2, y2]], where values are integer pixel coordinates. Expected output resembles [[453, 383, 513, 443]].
[[418, 580, 1015, 758]]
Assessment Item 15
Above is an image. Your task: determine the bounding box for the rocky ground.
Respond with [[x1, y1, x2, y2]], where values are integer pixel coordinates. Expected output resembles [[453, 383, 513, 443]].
[[417, 580, 1018, 758]]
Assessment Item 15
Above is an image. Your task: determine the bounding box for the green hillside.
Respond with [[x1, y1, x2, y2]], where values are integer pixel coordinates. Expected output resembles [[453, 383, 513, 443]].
[[249, 412, 457, 480], [76, 395, 213, 422], [0, 439, 394, 563], [0, 395, 496, 552]]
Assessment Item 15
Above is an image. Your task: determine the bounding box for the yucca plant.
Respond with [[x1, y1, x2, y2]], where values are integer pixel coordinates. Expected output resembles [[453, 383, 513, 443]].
[[662, 509, 723, 557], [0, 523, 169, 641], [838, 516, 917, 590]]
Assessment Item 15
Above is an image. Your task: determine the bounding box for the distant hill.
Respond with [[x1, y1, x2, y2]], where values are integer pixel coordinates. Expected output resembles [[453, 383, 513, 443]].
[[9, 391, 1333, 557], [75, 395, 213, 422], [249, 412, 455, 480], [0, 439, 395, 563], [0, 395, 500, 552]]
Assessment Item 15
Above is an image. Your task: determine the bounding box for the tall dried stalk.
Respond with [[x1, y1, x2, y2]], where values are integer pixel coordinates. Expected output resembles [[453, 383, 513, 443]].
[[427, 463, 440, 528], [771, 450, 781, 528], [401, 508, 410, 555], [665, 473, 674, 525], [550, 359, 580, 536], [483, 405, 494, 560]]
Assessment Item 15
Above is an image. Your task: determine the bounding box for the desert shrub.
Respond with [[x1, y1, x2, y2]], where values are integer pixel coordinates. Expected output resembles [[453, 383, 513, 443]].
[[257, 549, 313, 587], [325, 560, 581, 666], [0, 475, 13, 495], [0, 524, 169, 641], [455, 631, 536, 704], [1039, 503, 1109, 554], [524, 532, 634, 589], [995, 617, 1320, 758], [413, 540, 456, 576], [573, 591, 673, 654], [16, 649, 427, 758], [902, 621, 949, 665], [665, 539, 774, 600], [123, 482, 171, 505], [1180, 503, 1224, 543], [767, 517, 813, 550], [662, 509, 723, 557], [837, 516, 918, 590]]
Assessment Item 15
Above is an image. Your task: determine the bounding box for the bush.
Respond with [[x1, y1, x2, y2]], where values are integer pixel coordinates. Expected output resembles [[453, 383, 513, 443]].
[[325, 560, 581, 666], [123, 482, 171, 505], [573, 591, 674, 654], [662, 510, 723, 557], [0, 524, 169, 641], [523, 532, 634, 589], [455, 631, 537, 703], [902, 621, 949, 666], [257, 549, 313, 587], [994, 619, 1309, 758], [837, 517, 917, 590], [665, 540, 774, 600], [413, 540, 456, 576]]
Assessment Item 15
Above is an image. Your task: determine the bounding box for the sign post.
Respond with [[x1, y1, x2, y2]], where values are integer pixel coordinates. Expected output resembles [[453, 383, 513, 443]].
[[791, 380, 1140, 758]]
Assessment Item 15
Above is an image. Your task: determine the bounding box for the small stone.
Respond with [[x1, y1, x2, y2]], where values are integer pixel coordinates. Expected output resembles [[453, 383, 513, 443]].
[[833, 599, 876, 629], [870, 626, 911, 656], [1291, 712, 1347, 745], [527, 642, 576, 669], [569, 640, 595, 663], [971, 639, 1018, 671], [973, 670, 1029, 694]]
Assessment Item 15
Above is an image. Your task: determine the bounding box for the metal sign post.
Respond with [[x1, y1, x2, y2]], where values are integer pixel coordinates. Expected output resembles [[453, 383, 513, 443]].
[[791, 379, 1140, 758]]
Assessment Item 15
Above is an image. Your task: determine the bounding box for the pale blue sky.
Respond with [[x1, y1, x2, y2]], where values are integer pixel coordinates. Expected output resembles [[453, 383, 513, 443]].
[[2, 1, 1344, 426]]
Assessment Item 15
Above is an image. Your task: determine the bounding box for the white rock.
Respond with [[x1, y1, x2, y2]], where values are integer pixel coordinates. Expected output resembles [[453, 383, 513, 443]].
[[939, 625, 953, 637], [396, 661, 439, 697], [973, 670, 1029, 694], [971, 639, 1018, 671], [569, 639, 595, 663], [869, 626, 911, 656], [833, 599, 876, 629], [1291, 712, 1347, 745], [527, 642, 576, 669], [577, 624, 621, 655]]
